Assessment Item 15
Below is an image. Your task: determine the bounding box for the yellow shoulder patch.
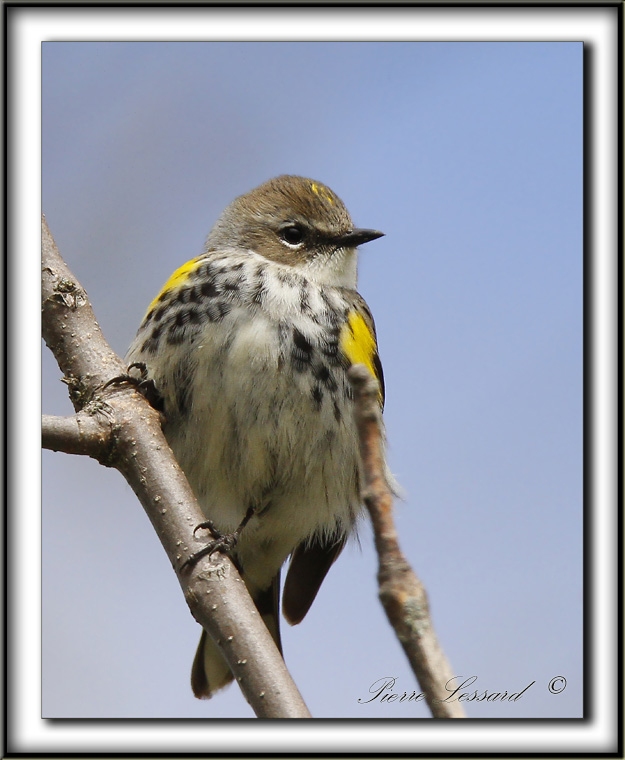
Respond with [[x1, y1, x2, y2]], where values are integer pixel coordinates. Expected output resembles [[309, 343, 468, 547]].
[[340, 311, 383, 403], [146, 256, 204, 315]]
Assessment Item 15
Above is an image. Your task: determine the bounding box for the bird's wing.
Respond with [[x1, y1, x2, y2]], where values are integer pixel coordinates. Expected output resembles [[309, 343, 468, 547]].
[[282, 534, 347, 625]]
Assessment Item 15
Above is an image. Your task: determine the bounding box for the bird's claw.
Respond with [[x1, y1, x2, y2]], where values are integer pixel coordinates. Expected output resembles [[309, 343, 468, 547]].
[[181, 522, 241, 570], [103, 362, 164, 413]]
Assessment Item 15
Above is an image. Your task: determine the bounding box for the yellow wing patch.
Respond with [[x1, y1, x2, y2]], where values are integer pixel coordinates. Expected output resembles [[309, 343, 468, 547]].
[[340, 310, 384, 404], [146, 256, 204, 315]]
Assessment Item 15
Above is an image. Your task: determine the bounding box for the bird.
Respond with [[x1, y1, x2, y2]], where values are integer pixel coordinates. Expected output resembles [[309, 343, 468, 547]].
[[125, 175, 392, 698]]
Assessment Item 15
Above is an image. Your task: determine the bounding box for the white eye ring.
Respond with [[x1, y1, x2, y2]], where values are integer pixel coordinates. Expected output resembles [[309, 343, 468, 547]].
[[279, 225, 305, 248]]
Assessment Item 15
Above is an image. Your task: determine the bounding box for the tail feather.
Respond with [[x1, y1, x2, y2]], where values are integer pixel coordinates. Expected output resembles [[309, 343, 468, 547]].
[[191, 629, 233, 699], [282, 535, 346, 625]]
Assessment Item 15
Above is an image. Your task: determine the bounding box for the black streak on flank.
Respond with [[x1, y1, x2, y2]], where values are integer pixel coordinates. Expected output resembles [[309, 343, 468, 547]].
[[141, 323, 163, 354], [197, 262, 214, 279], [200, 280, 219, 299], [313, 364, 337, 392], [205, 300, 232, 322], [319, 336, 341, 366], [333, 400, 342, 423], [312, 385, 323, 407], [292, 328, 314, 371], [177, 286, 201, 304], [140, 338, 157, 355], [154, 304, 168, 322], [293, 328, 313, 355], [167, 325, 186, 345], [171, 307, 202, 328]]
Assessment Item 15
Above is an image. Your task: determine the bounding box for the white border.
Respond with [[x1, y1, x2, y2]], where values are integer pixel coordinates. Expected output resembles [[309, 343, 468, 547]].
[[12, 5, 618, 755]]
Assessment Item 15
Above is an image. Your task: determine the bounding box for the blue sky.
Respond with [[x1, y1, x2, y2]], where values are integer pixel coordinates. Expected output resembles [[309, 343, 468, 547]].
[[42, 41, 582, 719]]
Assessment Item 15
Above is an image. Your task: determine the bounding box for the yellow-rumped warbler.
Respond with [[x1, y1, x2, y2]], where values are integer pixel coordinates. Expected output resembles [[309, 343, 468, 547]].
[[126, 175, 393, 698]]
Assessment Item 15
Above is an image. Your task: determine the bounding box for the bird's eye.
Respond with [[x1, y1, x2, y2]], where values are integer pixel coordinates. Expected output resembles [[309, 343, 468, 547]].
[[279, 225, 305, 246]]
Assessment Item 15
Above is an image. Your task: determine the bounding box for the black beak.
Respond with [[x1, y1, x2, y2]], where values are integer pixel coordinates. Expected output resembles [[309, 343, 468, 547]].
[[335, 228, 385, 247]]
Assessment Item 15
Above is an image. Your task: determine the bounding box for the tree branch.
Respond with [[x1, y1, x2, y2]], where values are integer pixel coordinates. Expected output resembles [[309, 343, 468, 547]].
[[348, 364, 465, 719], [42, 412, 112, 457], [42, 215, 311, 718]]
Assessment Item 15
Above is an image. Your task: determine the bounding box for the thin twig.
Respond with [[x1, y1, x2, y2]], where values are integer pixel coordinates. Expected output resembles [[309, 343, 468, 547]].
[[348, 364, 465, 719], [42, 215, 311, 718]]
